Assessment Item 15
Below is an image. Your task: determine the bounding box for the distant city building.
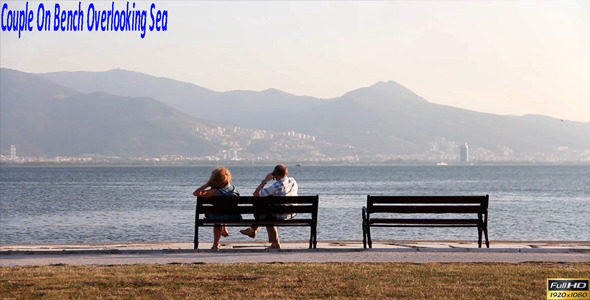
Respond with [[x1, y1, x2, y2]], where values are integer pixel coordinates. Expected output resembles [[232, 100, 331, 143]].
[[10, 145, 16, 160], [460, 143, 469, 163]]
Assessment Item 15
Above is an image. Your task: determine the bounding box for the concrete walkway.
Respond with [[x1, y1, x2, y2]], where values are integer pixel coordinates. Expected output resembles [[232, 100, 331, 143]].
[[1, 241, 589, 266]]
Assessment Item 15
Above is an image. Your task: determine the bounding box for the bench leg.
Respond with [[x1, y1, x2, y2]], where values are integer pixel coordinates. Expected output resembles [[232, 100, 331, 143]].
[[194, 225, 199, 249], [484, 225, 490, 248], [309, 224, 315, 249], [362, 210, 370, 249], [477, 226, 483, 248], [366, 225, 372, 249], [313, 225, 318, 249], [362, 222, 367, 249]]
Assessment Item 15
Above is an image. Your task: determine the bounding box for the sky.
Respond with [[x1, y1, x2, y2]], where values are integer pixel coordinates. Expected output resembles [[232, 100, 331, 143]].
[[1, 0, 589, 122]]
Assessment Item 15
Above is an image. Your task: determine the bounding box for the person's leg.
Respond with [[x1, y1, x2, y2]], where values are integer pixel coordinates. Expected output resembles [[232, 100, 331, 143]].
[[240, 225, 259, 238], [221, 225, 229, 237], [266, 226, 280, 249], [212, 225, 222, 251], [241, 204, 265, 238]]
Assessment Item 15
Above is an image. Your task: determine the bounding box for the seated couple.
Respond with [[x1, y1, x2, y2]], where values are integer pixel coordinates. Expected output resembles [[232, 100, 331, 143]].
[[193, 164, 298, 251]]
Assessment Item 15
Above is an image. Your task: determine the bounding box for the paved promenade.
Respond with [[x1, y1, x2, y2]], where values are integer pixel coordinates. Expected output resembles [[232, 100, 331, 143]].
[[1, 241, 588, 266]]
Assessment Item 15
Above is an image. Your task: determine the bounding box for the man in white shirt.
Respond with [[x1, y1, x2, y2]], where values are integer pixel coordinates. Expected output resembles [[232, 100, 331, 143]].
[[240, 164, 298, 249]]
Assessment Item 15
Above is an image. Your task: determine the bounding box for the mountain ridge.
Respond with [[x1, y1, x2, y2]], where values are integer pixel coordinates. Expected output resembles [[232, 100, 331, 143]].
[[2, 68, 588, 161], [1, 69, 356, 159]]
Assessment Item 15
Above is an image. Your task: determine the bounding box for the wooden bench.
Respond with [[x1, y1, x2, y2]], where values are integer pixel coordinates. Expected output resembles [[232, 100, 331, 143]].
[[194, 195, 319, 249], [362, 195, 489, 248]]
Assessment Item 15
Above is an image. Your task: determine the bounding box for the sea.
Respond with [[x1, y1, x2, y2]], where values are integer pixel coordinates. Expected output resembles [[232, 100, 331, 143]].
[[0, 165, 588, 245]]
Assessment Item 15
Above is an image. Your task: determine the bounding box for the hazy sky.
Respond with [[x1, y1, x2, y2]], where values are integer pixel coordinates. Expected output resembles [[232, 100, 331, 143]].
[[1, 0, 589, 122]]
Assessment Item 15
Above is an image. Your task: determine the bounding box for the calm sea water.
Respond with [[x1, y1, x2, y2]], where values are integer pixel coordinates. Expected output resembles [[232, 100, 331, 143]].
[[1, 165, 588, 244]]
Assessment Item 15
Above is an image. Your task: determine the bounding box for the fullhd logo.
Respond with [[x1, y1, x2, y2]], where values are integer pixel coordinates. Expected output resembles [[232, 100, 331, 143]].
[[548, 279, 589, 300]]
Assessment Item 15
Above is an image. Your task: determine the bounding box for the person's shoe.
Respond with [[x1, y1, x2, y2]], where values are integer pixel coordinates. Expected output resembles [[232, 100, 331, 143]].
[[211, 244, 220, 252], [240, 228, 256, 239], [267, 242, 281, 250]]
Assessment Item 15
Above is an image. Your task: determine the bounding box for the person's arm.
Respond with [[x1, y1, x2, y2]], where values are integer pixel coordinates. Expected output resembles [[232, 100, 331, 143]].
[[253, 173, 274, 197], [193, 180, 218, 198], [196, 188, 218, 198]]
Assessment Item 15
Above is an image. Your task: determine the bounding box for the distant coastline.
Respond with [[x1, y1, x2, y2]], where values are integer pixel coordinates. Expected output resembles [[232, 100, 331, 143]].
[[2, 160, 589, 167], [3, 69, 589, 164]]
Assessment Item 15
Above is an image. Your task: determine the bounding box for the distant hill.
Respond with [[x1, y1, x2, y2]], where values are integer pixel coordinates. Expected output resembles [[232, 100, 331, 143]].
[[38, 69, 590, 160], [290, 81, 590, 156], [39, 69, 328, 127], [1, 69, 227, 157], [1, 69, 353, 159]]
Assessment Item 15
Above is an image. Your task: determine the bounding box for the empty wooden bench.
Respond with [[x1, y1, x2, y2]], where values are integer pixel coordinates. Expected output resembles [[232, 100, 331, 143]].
[[362, 195, 489, 248], [195, 195, 319, 249]]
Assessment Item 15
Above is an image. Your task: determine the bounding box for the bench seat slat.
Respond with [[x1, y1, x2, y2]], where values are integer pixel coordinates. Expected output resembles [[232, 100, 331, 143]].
[[369, 206, 484, 214], [198, 219, 314, 225], [368, 196, 487, 204], [371, 224, 479, 228], [369, 218, 479, 225], [199, 206, 315, 214], [198, 196, 318, 205]]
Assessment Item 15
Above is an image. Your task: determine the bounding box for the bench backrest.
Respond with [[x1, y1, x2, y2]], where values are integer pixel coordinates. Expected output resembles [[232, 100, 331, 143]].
[[196, 195, 319, 218], [366, 195, 489, 215]]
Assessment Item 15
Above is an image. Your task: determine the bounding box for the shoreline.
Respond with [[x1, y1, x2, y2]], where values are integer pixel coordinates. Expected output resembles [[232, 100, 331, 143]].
[[3, 162, 590, 167], [2, 240, 588, 266], [2, 240, 590, 252]]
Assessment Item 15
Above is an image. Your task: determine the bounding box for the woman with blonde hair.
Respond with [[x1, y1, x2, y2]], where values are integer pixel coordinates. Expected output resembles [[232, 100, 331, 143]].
[[193, 167, 241, 251]]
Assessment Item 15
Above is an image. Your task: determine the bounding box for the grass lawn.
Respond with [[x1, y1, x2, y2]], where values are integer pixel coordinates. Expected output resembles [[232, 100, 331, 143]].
[[1, 262, 588, 299]]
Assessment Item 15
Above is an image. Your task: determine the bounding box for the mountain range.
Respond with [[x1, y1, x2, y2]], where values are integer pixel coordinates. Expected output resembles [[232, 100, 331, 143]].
[[1, 68, 589, 162], [0, 69, 353, 160]]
